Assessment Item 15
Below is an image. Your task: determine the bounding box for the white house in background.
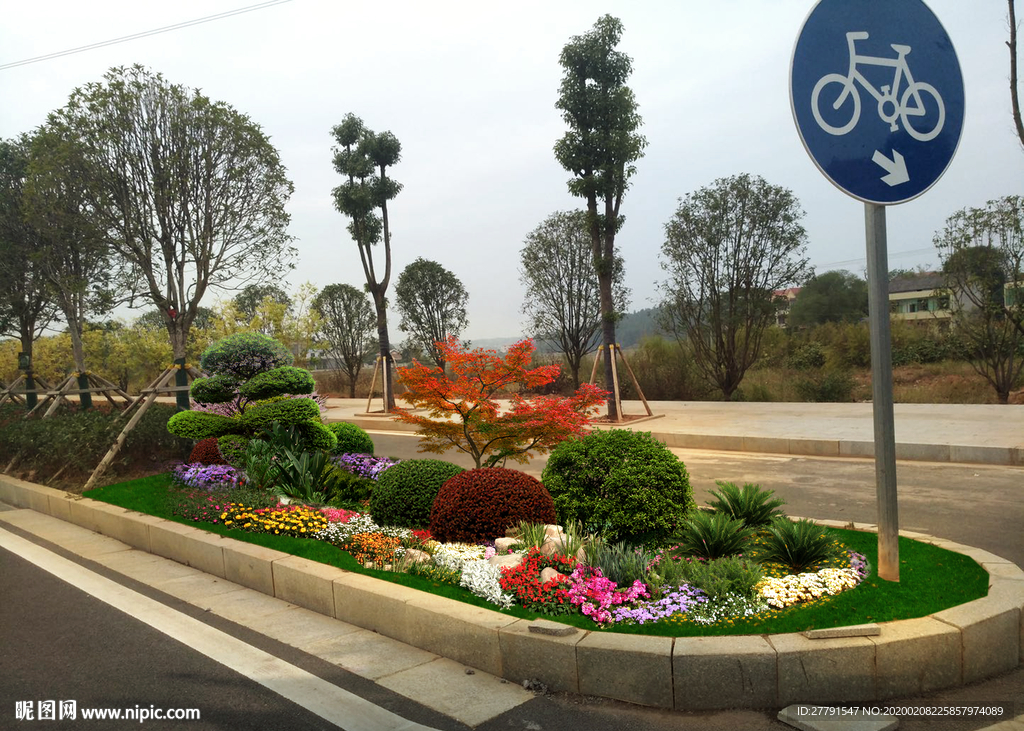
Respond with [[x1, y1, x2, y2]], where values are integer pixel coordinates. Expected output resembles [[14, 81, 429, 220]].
[[888, 272, 951, 323]]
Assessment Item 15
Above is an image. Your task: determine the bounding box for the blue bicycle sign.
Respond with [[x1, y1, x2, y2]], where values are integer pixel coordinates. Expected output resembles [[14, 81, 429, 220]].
[[812, 32, 944, 142], [791, 0, 964, 205]]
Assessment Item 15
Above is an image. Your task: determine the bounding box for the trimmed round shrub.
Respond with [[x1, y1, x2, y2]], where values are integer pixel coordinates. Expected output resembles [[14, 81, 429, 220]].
[[327, 422, 374, 455], [239, 366, 315, 401], [200, 332, 293, 382], [189, 437, 228, 465], [167, 410, 243, 440], [239, 397, 321, 432], [297, 421, 338, 452], [542, 429, 694, 546], [370, 459, 464, 528], [217, 434, 249, 467], [429, 468, 556, 544], [189, 373, 237, 405]]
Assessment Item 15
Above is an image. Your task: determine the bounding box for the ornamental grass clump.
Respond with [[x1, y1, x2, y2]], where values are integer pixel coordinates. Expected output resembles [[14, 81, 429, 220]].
[[676, 510, 756, 560], [585, 540, 656, 587], [669, 555, 764, 602], [706, 481, 786, 528], [758, 518, 842, 574]]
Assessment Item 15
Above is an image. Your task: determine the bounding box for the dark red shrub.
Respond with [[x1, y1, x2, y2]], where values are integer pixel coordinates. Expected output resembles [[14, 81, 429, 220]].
[[428, 467, 557, 544], [189, 436, 228, 465]]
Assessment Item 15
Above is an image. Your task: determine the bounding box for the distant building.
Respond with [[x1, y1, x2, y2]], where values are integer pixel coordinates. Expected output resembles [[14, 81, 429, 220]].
[[772, 287, 801, 328], [888, 272, 951, 322]]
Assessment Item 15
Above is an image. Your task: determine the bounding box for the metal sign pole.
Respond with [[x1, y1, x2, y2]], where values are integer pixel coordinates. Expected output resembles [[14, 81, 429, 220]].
[[864, 203, 900, 581]]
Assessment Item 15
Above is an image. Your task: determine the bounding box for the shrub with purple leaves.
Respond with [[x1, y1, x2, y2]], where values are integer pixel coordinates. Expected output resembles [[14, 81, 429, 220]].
[[172, 462, 243, 490], [333, 453, 398, 481]]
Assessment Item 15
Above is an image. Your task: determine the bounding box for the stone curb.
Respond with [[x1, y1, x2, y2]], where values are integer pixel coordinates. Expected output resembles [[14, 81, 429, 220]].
[[330, 415, 1024, 467], [2, 474, 1021, 711]]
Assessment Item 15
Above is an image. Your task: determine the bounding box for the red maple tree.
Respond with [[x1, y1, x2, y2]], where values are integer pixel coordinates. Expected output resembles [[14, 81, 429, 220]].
[[392, 337, 606, 468]]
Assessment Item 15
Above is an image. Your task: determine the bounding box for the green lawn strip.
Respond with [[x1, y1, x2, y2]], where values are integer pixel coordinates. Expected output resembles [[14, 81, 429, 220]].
[[84, 474, 990, 637]]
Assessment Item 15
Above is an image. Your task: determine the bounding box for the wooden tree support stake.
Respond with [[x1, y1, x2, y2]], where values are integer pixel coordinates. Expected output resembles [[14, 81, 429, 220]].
[[83, 365, 203, 492], [588, 344, 654, 420]]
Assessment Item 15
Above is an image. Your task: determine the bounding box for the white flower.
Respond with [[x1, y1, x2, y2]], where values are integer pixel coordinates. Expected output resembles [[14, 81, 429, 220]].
[[432, 542, 486, 572], [458, 558, 514, 609]]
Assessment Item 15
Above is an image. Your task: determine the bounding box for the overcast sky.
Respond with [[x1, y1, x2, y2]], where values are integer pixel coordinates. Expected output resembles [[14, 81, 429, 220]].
[[2, 0, 1022, 341]]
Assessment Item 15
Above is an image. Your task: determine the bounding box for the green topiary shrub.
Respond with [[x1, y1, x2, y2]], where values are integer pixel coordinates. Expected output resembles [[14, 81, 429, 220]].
[[199, 332, 293, 381], [429, 467, 556, 544], [239, 366, 316, 401], [239, 398, 321, 432], [189, 437, 228, 465], [542, 429, 694, 546], [327, 422, 374, 455], [166, 410, 244, 440], [189, 373, 238, 404], [371, 459, 464, 528], [217, 434, 249, 467], [170, 333, 327, 455], [297, 421, 338, 452]]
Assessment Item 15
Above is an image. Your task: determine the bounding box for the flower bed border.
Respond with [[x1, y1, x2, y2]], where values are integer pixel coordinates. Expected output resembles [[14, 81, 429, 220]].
[[2, 473, 1021, 711]]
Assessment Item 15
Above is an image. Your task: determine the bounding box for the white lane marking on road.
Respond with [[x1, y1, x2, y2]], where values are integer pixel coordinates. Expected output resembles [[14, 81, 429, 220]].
[[0, 527, 440, 731]]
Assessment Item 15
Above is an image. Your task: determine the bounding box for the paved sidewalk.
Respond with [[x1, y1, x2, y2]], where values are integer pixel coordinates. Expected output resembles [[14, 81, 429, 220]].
[[324, 399, 1024, 466]]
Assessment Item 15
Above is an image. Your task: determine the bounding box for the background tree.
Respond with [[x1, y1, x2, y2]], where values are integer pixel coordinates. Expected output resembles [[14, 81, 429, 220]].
[[47, 65, 295, 407], [519, 210, 629, 387], [788, 270, 868, 328], [0, 135, 57, 405], [554, 14, 646, 420], [659, 174, 810, 399], [331, 114, 402, 410], [136, 307, 215, 332], [394, 257, 468, 372], [312, 283, 376, 397], [23, 123, 117, 408], [233, 284, 292, 321], [935, 196, 1024, 403]]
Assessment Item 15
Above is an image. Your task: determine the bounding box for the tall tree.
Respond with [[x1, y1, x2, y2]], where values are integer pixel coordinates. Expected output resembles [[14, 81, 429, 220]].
[[312, 283, 376, 397], [788, 270, 868, 327], [519, 210, 629, 387], [1010, 0, 1024, 149], [394, 258, 469, 372], [0, 135, 57, 405], [23, 123, 117, 408], [660, 174, 810, 399], [554, 14, 646, 420], [233, 284, 292, 321], [331, 114, 402, 410], [935, 196, 1024, 403], [46, 65, 295, 407]]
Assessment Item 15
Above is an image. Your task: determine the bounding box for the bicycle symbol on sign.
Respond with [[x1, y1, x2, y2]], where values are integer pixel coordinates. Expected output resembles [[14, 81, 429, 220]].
[[811, 31, 945, 142]]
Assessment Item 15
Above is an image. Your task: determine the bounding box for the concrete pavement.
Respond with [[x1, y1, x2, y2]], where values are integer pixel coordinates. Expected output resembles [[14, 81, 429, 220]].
[[324, 398, 1024, 466]]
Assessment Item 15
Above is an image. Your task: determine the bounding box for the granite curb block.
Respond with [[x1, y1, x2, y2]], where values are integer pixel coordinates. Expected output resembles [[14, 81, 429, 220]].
[[2, 473, 1022, 712]]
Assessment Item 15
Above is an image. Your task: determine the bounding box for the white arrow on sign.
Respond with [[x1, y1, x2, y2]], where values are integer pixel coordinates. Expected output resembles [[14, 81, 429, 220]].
[[871, 149, 910, 186]]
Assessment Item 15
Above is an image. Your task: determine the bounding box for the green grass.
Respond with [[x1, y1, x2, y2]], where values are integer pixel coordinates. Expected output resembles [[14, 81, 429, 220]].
[[85, 474, 990, 637]]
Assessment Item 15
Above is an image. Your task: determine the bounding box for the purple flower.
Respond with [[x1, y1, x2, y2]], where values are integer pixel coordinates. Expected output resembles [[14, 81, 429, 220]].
[[333, 454, 399, 481], [172, 462, 243, 490]]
